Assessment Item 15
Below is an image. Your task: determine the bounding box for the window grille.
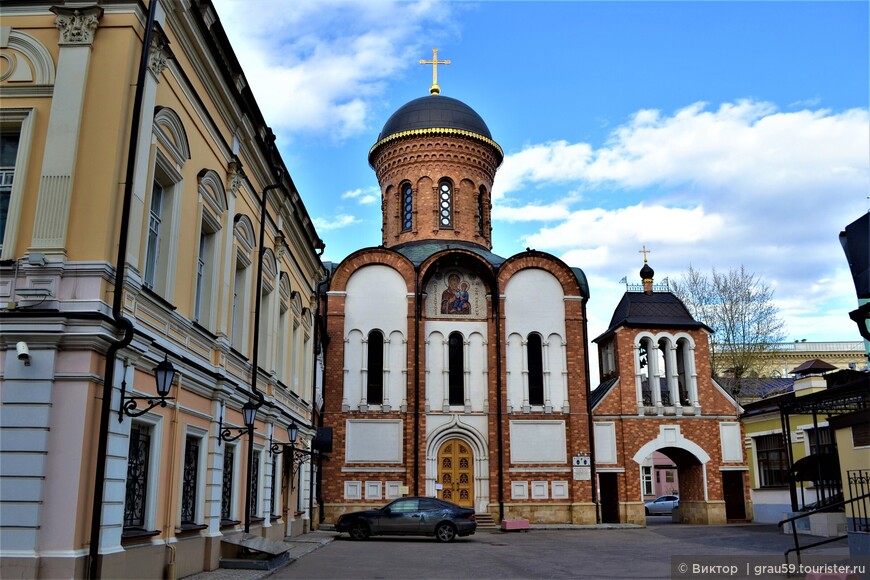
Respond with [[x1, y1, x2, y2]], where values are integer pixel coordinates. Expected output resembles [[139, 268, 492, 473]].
[[181, 437, 199, 524], [221, 446, 234, 521], [124, 424, 151, 528]]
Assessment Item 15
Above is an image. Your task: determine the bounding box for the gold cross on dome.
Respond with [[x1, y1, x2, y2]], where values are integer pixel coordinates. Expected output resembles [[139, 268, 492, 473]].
[[420, 48, 451, 95], [639, 245, 652, 263]]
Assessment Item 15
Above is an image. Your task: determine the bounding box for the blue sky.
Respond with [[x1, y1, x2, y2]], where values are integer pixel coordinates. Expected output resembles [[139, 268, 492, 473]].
[[212, 0, 869, 362]]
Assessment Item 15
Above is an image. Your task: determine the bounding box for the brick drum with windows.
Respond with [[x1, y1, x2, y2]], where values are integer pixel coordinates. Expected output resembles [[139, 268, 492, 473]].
[[320, 79, 596, 525]]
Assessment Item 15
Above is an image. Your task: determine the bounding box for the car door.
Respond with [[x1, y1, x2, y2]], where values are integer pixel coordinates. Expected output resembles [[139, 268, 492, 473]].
[[417, 498, 446, 534], [378, 498, 421, 535]]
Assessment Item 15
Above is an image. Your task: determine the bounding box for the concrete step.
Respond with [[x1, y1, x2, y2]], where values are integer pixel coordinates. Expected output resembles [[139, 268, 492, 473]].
[[475, 513, 497, 529]]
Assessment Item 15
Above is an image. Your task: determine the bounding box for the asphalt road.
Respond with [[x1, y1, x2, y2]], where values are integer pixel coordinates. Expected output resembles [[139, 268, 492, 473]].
[[273, 520, 860, 580]]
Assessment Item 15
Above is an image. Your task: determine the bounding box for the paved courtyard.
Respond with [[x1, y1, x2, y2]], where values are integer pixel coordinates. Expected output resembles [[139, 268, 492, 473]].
[[188, 519, 865, 580]]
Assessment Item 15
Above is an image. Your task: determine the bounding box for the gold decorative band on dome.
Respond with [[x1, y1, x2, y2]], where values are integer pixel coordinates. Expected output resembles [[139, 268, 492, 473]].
[[369, 127, 504, 160]]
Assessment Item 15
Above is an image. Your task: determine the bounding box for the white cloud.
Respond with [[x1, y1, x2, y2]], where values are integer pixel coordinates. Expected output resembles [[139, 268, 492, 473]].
[[527, 204, 724, 258], [496, 100, 869, 204], [492, 202, 571, 222], [312, 214, 360, 231], [342, 186, 380, 205], [212, 0, 456, 139]]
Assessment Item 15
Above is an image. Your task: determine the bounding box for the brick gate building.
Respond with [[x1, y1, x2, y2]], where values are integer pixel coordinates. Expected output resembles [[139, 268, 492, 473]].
[[590, 261, 751, 524]]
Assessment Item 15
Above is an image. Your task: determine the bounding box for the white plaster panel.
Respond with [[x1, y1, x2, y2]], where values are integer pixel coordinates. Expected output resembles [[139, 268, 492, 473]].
[[344, 481, 362, 500], [346, 420, 403, 463], [552, 481, 569, 499], [0, 405, 51, 427], [0, 528, 38, 551], [509, 421, 566, 463], [386, 481, 402, 499], [387, 330, 405, 406], [504, 269, 566, 339], [0, 477, 43, 501], [364, 481, 382, 500], [426, 331, 445, 409], [594, 422, 617, 464], [506, 333, 523, 411], [468, 331, 487, 411], [720, 422, 743, 462], [511, 481, 528, 499], [547, 332, 566, 409], [0, 453, 45, 477], [0, 429, 48, 452], [344, 265, 407, 336], [1, 503, 40, 526], [0, 381, 51, 403], [343, 329, 363, 406], [531, 481, 549, 499]]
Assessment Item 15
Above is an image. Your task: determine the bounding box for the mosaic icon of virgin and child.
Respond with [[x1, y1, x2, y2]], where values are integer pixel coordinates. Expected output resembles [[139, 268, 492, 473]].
[[440, 273, 471, 315]]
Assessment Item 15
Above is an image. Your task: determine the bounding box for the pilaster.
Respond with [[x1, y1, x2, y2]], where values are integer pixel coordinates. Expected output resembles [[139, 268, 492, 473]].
[[30, 6, 103, 259]]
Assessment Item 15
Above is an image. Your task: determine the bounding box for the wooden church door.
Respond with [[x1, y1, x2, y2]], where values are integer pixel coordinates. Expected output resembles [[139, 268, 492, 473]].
[[437, 439, 474, 508]]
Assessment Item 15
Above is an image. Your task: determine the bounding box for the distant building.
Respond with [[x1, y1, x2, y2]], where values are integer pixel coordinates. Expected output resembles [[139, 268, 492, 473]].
[[1, 2, 324, 578]]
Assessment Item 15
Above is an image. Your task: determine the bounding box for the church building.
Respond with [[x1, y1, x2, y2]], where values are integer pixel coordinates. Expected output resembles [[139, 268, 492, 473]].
[[320, 57, 596, 525]]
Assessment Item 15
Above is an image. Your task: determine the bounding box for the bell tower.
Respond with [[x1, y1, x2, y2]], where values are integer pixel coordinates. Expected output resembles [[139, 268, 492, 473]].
[[368, 50, 503, 250]]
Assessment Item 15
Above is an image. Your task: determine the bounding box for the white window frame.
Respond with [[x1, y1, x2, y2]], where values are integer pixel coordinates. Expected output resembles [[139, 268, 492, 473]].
[[143, 152, 182, 298], [125, 414, 163, 532], [180, 426, 208, 527], [0, 109, 35, 259]]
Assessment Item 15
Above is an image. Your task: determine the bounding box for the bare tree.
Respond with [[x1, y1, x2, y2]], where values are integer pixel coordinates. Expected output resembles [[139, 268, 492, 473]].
[[670, 265, 787, 389]]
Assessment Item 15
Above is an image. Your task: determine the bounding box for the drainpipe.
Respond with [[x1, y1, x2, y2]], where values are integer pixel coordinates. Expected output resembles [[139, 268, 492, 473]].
[[413, 265, 421, 496], [583, 299, 601, 523], [308, 261, 327, 528], [493, 265, 504, 521], [245, 130, 282, 534], [88, 2, 157, 577]]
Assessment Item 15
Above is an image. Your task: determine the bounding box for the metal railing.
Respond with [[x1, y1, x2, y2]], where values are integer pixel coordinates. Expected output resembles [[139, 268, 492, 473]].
[[778, 490, 870, 567], [848, 469, 870, 533]]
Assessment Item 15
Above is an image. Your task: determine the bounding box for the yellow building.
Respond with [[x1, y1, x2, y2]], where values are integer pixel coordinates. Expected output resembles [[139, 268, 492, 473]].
[[0, 1, 326, 578], [742, 368, 868, 533]]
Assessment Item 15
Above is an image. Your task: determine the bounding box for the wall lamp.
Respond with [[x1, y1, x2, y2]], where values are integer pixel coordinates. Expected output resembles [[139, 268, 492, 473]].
[[118, 356, 176, 422], [273, 422, 315, 489], [217, 400, 257, 445]]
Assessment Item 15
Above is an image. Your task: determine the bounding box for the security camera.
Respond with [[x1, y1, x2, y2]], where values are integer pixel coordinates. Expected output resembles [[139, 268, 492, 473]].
[[16, 342, 30, 366]]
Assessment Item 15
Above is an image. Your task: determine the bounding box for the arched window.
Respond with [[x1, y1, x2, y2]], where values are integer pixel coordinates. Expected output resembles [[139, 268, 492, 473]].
[[448, 332, 464, 405], [477, 186, 486, 236], [401, 183, 413, 231], [438, 179, 453, 228], [367, 330, 384, 405], [657, 338, 671, 406], [527, 333, 544, 405], [676, 338, 690, 406]]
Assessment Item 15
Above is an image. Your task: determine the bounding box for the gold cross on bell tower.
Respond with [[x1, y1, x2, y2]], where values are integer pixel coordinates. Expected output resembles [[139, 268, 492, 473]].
[[420, 48, 450, 95], [639, 245, 652, 263]]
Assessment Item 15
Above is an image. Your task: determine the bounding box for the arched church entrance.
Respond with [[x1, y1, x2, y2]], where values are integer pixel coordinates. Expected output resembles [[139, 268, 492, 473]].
[[437, 439, 474, 508], [654, 446, 703, 523]]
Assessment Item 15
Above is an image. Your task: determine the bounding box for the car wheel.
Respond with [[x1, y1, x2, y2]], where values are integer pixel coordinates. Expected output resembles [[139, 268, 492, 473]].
[[435, 522, 456, 543], [645, 507, 650, 516], [349, 520, 370, 540]]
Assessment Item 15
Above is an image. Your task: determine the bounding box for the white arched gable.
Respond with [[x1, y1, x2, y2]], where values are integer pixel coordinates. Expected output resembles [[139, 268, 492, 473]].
[[233, 214, 256, 254], [344, 264, 407, 337], [631, 425, 710, 465], [153, 107, 190, 164], [197, 168, 228, 216], [504, 268, 566, 338], [1, 29, 56, 86]]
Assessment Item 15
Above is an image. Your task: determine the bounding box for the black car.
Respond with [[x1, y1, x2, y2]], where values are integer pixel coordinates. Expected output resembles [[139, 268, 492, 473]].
[[336, 497, 476, 542]]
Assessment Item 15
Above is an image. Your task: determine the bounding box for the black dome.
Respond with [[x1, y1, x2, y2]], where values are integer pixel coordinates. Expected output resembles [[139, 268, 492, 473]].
[[376, 95, 493, 142]]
